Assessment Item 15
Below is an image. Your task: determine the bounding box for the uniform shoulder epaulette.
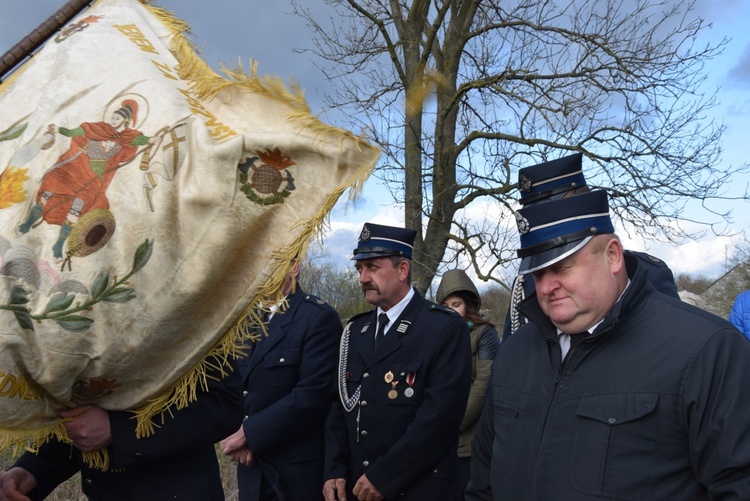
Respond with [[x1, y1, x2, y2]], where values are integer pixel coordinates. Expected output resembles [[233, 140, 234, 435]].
[[345, 310, 372, 324], [347, 310, 373, 323], [427, 301, 460, 316], [626, 250, 668, 267], [303, 294, 332, 309]]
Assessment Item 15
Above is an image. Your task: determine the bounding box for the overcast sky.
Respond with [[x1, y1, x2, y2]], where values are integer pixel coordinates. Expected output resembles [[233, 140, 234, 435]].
[[1, 0, 749, 281]]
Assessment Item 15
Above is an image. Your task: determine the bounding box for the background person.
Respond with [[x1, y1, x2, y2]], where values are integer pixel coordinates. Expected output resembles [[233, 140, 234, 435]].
[[323, 222, 471, 501], [436, 268, 500, 491], [467, 189, 750, 500], [221, 259, 342, 500], [729, 288, 750, 341]]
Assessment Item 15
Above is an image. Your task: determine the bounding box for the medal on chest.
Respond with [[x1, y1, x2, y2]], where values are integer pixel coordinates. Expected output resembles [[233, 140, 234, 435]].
[[387, 380, 399, 399], [404, 371, 415, 397]]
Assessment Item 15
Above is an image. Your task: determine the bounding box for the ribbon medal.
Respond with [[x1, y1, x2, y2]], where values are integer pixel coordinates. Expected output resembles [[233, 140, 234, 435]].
[[404, 371, 416, 398], [385, 371, 398, 398], [388, 381, 399, 399]]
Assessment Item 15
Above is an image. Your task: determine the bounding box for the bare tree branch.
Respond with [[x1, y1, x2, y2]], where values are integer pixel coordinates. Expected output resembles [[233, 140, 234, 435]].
[[293, 0, 748, 292]]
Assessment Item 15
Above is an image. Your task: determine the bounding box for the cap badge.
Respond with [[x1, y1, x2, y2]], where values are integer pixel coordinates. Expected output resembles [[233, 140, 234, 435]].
[[515, 212, 530, 235], [360, 225, 371, 242]]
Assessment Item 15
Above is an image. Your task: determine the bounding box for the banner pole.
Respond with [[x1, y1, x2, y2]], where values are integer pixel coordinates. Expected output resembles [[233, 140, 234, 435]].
[[0, 0, 96, 82]]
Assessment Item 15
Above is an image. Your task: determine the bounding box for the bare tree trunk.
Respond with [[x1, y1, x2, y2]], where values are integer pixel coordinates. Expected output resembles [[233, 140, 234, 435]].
[[295, 0, 735, 292]]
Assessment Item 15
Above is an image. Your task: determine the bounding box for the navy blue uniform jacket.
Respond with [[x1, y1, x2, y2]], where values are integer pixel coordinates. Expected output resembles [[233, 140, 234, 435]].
[[15, 357, 244, 501], [236, 287, 341, 500], [325, 289, 472, 500]]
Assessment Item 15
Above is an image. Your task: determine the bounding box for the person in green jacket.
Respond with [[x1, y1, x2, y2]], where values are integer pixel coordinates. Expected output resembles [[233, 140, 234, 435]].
[[436, 269, 501, 491]]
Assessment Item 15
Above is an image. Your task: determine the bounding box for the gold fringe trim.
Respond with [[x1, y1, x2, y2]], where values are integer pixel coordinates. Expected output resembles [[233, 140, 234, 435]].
[[147, 2, 376, 153], [0, 0, 378, 468], [0, 421, 69, 459], [82, 449, 109, 470], [0, 421, 110, 469]]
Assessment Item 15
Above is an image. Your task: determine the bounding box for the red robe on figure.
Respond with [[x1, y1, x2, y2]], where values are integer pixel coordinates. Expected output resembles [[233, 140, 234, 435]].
[[37, 121, 148, 225]]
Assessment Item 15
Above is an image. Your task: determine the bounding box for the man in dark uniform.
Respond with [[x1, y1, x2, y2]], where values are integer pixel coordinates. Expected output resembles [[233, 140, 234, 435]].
[[220, 259, 342, 500], [0, 356, 244, 501], [503, 153, 679, 339], [324, 222, 472, 501], [467, 190, 750, 500]]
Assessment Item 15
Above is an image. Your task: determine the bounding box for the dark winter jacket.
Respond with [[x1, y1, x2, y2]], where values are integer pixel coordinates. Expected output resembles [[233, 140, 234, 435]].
[[467, 255, 750, 500]]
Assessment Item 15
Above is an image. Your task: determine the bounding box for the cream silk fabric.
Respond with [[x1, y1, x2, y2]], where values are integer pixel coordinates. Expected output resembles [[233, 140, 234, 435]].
[[0, 0, 377, 454]]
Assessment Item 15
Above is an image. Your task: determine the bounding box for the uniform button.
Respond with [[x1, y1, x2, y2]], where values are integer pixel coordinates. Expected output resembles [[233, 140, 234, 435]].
[[362, 460, 369, 468], [608, 418, 617, 424], [361, 430, 368, 437], [134, 452, 142, 456], [363, 372, 369, 378], [242, 390, 248, 397], [84, 478, 93, 485], [244, 415, 249, 421], [360, 400, 367, 407], [279, 357, 285, 363], [433, 468, 440, 473]]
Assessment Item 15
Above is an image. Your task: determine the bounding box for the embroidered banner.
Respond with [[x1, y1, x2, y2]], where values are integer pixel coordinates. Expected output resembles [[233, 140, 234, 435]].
[[0, 0, 376, 458]]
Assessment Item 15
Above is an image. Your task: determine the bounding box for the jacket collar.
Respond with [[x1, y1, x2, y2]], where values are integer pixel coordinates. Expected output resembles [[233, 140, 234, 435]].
[[245, 287, 305, 374], [518, 254, 652, 342], [357, 287, 423, 367]]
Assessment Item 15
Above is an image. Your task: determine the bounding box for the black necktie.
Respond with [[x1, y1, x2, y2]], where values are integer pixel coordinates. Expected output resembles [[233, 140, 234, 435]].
[[374, 313, 389, 349]]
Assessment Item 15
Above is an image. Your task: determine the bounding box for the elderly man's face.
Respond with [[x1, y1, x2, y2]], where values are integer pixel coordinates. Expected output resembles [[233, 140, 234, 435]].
[[531, 237, 624, 334], [355, 257, 409, 310]]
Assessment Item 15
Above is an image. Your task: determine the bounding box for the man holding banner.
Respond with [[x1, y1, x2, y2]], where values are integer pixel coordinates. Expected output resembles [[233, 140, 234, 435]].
[[0, 358, 243, 500]]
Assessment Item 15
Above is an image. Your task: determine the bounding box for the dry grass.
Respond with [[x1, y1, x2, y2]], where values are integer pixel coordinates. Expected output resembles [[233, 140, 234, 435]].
[[1, 445, 240, 500]]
